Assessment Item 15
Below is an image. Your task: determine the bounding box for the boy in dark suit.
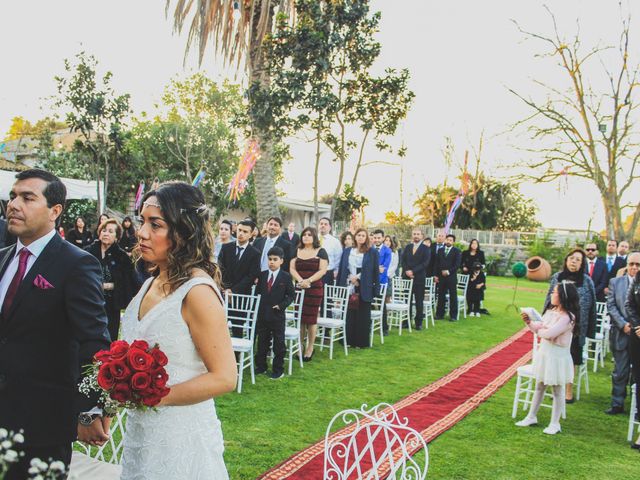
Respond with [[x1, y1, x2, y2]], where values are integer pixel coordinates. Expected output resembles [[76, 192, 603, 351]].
[[254, 246, 295, 379], [435, 233, 462, 321]]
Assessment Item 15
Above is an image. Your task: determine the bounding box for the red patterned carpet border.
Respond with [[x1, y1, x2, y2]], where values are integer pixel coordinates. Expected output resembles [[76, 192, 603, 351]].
[[258, 328, 533, 480]]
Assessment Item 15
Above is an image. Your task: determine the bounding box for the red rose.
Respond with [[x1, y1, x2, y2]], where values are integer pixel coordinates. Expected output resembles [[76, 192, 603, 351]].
[[131, 372, 152, 392], [131, 340, 150, 352], [150, 348, 168, 367], [94, 349, 112, 363], [109, 359, 132, 381], [97, 364, 116, 390], [109, 340, 130, 360], [151, 367, 169, 388], [110, 382, 133, 403], [127, 348, 154, 372], [142, 394, 162, 407]]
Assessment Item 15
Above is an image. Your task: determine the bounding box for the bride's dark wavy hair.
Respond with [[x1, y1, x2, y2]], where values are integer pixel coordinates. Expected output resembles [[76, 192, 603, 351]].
[[135, 181, 220, 293]]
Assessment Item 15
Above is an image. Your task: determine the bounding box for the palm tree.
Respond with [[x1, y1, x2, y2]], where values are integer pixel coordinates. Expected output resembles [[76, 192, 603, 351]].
[[165, 0, 294, 223]]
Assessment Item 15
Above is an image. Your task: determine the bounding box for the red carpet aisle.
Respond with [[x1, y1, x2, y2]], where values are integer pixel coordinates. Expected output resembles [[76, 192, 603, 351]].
[[258, 328, 533, 480]]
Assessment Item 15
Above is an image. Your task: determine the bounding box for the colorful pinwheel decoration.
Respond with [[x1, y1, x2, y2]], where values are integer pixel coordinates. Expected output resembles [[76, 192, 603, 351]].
[[227, 140, 260, 203], [443, 151, 471, 234], [192, 167, 206, 187], [134, 181, 145, 211]]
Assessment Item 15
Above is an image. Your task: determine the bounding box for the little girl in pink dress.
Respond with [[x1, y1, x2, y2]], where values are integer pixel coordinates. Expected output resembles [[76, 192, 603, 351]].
[[516, 280, 578, 435]]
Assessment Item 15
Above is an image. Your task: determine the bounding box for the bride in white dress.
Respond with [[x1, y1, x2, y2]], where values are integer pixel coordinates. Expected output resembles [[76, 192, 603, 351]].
[[119, 182, 237, 480]]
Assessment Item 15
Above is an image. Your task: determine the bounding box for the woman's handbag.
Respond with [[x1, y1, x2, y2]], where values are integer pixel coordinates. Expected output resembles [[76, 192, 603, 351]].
[[348, 289, 360, 310]]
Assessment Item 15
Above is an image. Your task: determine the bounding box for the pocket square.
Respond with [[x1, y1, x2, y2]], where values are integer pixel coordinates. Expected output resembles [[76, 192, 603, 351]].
[[33, 274, 54, 289]]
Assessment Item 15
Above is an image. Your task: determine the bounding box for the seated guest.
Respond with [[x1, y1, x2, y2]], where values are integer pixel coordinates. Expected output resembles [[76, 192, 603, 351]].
[[281, 222, 299, 247], [217, 219, 260, 295], [435, 234, 461, 322], [254, 246, 295, 380], [606, 251, 639, 416], [585, 242, 608, 302], [340, 231, 354, 249], [337, 228, 379, 348], [66, 216, 93, 249], [85, 218, 136, 340], [214, 219, 234, 261], [466, 261, 486, 317], [290, 227, 328, 361], [119, 216, 137, 254], [253, 216, 292, 272], [625, 262, 640, 449], [461, 238, 485, 274]]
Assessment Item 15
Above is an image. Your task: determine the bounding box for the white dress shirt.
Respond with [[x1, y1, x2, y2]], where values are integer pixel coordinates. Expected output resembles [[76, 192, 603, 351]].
[[0, 229, 57, 307], [260, 236, 278, 271], [322, 234, 343, 272]]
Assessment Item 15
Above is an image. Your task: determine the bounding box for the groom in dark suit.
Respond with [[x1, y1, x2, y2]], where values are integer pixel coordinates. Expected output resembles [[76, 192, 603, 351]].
[[0, 169, 111, 479], [435, 233, 462, 321]]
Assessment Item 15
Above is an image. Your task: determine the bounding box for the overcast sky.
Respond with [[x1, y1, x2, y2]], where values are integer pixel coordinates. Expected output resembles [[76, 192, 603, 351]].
[[2, 1, 638, 230]]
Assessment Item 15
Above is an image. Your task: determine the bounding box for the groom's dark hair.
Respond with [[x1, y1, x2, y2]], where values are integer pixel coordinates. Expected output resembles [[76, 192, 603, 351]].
[[15, 169, 66, 210]]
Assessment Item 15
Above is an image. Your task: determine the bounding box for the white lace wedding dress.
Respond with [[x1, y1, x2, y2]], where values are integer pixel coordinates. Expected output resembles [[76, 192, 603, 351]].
[[119, 277, 229, 480]]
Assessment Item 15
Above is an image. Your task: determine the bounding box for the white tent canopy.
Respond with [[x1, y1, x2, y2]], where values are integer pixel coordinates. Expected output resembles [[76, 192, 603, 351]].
[[0, 169, 102, 202]]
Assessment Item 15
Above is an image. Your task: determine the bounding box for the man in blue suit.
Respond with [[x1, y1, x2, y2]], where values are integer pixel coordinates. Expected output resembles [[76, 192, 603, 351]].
[[585, 243, 608, 302], [372, 229, 392, 334]]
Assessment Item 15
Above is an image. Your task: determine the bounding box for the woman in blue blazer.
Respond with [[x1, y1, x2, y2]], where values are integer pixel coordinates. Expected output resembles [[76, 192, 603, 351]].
[[337, 228, 380, 348]]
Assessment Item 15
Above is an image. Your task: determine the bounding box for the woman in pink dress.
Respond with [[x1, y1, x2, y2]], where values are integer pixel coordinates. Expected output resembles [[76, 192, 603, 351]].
[[516, 280, 580, 435]]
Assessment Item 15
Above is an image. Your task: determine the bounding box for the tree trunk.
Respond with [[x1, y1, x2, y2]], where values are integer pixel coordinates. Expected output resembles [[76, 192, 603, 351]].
[[350, 129, 370, 191], [313, 127, 321, 224], [329, 116, 346, 222]]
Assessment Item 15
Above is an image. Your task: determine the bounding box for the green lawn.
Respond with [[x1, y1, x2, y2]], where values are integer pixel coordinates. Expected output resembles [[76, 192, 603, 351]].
[[215, 276, 638, 479]]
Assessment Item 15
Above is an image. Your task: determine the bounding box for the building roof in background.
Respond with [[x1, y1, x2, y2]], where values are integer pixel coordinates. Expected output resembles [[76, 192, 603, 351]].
[[279, 197, 331, 212]]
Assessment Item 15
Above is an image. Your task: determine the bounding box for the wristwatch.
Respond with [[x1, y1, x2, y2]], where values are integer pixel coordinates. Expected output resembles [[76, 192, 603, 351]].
[[78, 412, 100, 426]]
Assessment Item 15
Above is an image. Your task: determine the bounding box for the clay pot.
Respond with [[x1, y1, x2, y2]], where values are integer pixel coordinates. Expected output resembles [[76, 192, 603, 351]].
[[525, 256, 552, 282]]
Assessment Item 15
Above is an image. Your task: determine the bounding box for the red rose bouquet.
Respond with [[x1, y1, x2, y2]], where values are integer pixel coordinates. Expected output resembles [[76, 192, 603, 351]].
[[80, 340, 170, 415]]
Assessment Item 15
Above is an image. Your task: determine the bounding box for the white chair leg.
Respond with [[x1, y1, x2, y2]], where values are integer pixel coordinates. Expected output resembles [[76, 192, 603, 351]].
[[288, 341, 293, 376], [298, 338, 304, 368], [237, 352, 244, 394], [343, 327, 348, 356], [406, 312, 412, 333], [319, 326, 325, 351], [380, 318, 384, 345], [329, 328, 335, 360], [250, 353, 255, 384], [512, 375, 523, 418]]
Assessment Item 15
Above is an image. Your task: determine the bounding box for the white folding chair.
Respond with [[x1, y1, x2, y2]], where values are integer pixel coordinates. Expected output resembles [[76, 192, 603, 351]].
[[512, 333, 566, 419], [422, 276, 436, 328], [576, 346, 590, 400], [370, 283, 388, 347], [226, 292, 261, 393], [386, 277, 413, 335], [456, 274, 470, 319], [628, 384, 640, 442], [324, 403, 428, 480], [73, 409, 127, 464], [316, 285, 349, 360], [285, 289, 305, 375], [585, 302, 607, 372]]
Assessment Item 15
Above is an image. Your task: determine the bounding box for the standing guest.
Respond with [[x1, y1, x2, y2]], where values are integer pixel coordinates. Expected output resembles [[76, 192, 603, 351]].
[[66, 216, 93, 249], [516, 281, 579, 435], [428, 231, 446, 277], [290, 227, 328, 361], [230, 220, 237, 238], [605, 239, 626, 286], [625, 266, 640, 449], [435, 234, 462, 322], [119, 216, 137, 255], [0, 217, 7, 248], [217, 219, 260, 295], [214, 219, 234, 261], [401, 228, 431, 330], [383, 235, 399, 336], [461, 238, 486, 274], [338, 228, 379, 348], [340, 231, 355, 249], [85, 218, 137, 341], [466, 262, 486, 317], [584, 242, 608, 302], [253, 216, 292, 272], [254, 246, 295, 380], [0, 169, 111, 479], [423, 237, 432, 249], [57, 225, 66, 239], [605, 251, 639, 415], [618, 240, 630, 261], [372, 229, 392, 287], [544, 248, 596, 403], [318, 217, 343, 286], [95, 213, 109, 238], [281, 222, 300, 248]]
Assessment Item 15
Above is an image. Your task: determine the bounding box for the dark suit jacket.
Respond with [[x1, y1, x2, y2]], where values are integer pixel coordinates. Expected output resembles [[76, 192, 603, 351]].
[[280, 231, 300, 249], [401, 243, 431, 283], [607, 275, 631, 351], [337, 247, 380, 303], [256, 270, 295, 323], [435, 246, 462, 281], [0, 233, 111, 447], [607, 256, 627, 281], [253, 235, 293, 272], [588, 257, 608, 301], [428, 243, 444, 276], [218, 241, 260, 294]]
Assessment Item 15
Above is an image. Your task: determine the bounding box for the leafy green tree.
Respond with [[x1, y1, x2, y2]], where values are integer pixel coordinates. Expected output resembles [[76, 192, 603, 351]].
[[333, 184, 370, 222], [53, 51, 130, 213]]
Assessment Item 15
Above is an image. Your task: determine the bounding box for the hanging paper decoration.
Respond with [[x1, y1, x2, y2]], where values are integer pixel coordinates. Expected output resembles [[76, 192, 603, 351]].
[[443, 151, 470, 234], [134, 181, 145, 211], [227, 140, 261, 203], [558, 165, 570, 195], [192, 167, 206, 187]]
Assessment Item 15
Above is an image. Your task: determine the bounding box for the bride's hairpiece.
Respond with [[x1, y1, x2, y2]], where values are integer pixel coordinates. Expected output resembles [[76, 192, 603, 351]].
[[143, 199, 162, 209], [180, 204, 208, 216]]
